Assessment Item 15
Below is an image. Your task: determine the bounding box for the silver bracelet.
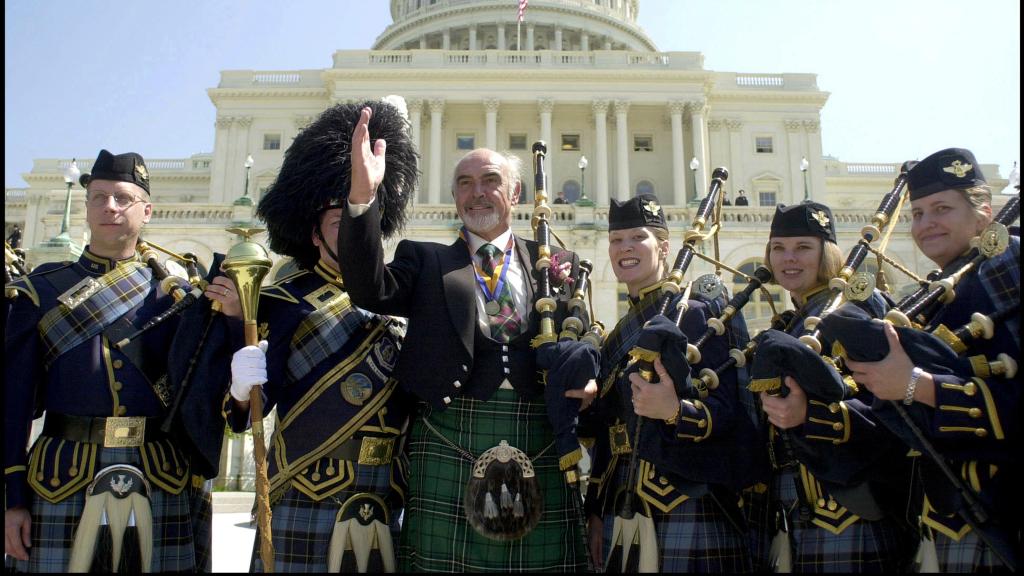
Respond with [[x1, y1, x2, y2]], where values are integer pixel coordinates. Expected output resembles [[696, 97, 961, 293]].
[[904, 367, 923, 405]]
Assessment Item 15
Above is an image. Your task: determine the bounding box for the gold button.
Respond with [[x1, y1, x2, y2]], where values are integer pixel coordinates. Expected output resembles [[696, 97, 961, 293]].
[[828, 402, 841, 414], [312, 472, 321, 481], [69, 467, 79, 476], [693, 400, 704, 410], [975, 428, 988, 437], [326, 466, 335, 476], [49, 478, 60, 488], [117, 406, 127, 416], [832, 422, 844, 431], [968, 408, 983, 418], [697, 419, 707, 429], [36, 473, 44, 482], [162, 462, 170, 471], [112, 359, 124, 369], [659, 476, 668, 485], [963, 382, 976, 396], [816, 498, 826, 508], [827, 499, 838, 511], [113, 382, 123, 391]]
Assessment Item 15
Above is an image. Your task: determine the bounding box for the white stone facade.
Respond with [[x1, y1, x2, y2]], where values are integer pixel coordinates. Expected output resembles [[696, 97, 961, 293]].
[[5, 0, 1010, 331]]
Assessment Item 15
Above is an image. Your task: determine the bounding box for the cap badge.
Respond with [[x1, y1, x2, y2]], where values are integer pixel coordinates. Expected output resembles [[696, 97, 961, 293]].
[[134, 161, 149, 182], [811, 210, 830, 229], [942, 160, 972, 178], [642, 199, 662, 217]]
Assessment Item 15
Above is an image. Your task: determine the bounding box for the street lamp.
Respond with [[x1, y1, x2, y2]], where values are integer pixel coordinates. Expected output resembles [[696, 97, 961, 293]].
[[56, 159, 81, 241], [800, 156, 810, 201], [689, 156, 699, 202], [576, 155, 591, 206]]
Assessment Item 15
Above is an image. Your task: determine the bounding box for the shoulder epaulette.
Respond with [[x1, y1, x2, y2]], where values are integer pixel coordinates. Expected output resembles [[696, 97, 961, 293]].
[[3, 261, 72, 307], [260, 283, 301, 304]]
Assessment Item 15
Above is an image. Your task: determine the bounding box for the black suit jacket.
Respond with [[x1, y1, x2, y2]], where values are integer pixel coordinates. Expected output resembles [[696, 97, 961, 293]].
[[339, 201, 578, 409]]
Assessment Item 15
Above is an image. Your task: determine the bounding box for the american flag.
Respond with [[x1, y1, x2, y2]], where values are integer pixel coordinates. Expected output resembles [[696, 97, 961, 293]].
[[517, 0, 529, 23]]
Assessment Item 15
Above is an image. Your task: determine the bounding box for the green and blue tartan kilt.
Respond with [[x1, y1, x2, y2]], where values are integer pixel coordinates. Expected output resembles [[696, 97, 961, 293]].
[[933, 530, 1012, 572], [251, 458, 402, 573], [756, 469, 911, 573], [398, 389, 587, 572], [4, 446, 201, 573], [189, 478, 214, 573], [741, 484, 773, 573], [600, 460, 752, 573]]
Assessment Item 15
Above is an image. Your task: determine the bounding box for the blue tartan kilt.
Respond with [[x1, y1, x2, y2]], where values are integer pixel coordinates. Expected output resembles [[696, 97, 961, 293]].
[[251, 458, 402, 573], [189, 478, 214, 573], [4, 445, 201, 573], [933, 529, 1013, 572], [600, 459, 752, 573], [763, 468, 912, 573]]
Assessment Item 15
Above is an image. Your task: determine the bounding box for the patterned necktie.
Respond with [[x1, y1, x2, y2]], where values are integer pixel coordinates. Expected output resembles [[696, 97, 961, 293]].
[[477, 243, 523, 343]]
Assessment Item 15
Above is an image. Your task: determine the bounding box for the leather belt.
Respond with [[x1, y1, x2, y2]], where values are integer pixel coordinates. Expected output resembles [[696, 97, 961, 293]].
[[325, 436, 396, 466], [42, 413, 163, 448]]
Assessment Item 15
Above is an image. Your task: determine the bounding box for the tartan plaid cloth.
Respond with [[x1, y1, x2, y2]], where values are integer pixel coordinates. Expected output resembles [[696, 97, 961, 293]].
[[600, 459, 752, 573], [751, 469, 913, 573], [398, 389, 587, 572], [189, 478, 214, 573], [476, 243, 522, 342], [37, 263, 152, 366], [975, 236, 1019, 349], [286, 293, 374, 384], [4, 446, 201, 573], [599, 289, 662, 378], [933, 529, 1011, 572], [251, 459, 403, 573]]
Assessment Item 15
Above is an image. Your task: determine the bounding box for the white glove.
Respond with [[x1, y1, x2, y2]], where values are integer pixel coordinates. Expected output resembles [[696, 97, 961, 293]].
[[230, 340, 268, 402]]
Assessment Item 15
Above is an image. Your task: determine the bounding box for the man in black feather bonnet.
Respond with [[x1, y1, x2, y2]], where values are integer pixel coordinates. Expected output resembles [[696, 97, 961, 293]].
[[223, 99, 417, 572]]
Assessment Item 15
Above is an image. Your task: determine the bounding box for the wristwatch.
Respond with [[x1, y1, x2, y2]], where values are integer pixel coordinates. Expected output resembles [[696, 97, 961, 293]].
[[904, 367, 923, 405]]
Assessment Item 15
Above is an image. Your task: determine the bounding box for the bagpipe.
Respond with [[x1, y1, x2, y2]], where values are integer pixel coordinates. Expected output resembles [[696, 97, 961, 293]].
[[812, 178, 1021, 571], [527, 141, 605, 485], [5, 241, 29, 298], [112, 239, 215, 350]]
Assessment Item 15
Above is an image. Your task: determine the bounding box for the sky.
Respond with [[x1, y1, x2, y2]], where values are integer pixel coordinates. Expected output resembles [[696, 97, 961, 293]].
[[5, 0, 1020, 188]]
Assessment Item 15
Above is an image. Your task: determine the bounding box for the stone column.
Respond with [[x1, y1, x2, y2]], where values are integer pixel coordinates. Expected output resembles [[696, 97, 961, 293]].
[[429, 98, 445, 204], [581, 31, 589, 51], [614, 100, 630, 200], [805, 120, 823, 199], [469, 25, 477, 50], [527, 25, 535, 50], [554, 27, 563, 51], [785, 119, 803, 202], [484, 98, 499, 150], [726, 119, 745, 195], [408, 99, 425, 201], [443, 29, 451, 50], [538, 98, 554, 194], [498, 24, 506, 50], [668, 101, 686, 206], [688, 100, 708, 196], [604, 39, 612, 50], [593, 99, 610, 207], [210, 116, 234, 204], [419, 36, 427, 49]]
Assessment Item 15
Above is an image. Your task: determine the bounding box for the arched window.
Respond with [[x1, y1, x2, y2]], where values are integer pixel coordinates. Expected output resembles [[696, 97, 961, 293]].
[[635, 180, 655, 197], [733, 259, 783, 333]]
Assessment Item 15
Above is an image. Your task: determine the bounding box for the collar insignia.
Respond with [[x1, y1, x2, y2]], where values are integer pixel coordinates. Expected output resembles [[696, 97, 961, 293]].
[[642, 199, 662, 217], [942, 160, 972, 178], [811, 210, 830, 229]]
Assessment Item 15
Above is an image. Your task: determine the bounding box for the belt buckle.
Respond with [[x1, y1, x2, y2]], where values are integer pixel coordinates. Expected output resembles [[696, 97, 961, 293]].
[[104, 416, 146, 448], [358, 437, 394, 466], [609, 423, 632, 455]]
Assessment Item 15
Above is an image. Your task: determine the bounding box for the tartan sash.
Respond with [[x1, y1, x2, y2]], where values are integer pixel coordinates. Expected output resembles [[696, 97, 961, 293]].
[[38, 263, 153, 367], [286, 292, 374, 384], [599, 289, 663, 378]]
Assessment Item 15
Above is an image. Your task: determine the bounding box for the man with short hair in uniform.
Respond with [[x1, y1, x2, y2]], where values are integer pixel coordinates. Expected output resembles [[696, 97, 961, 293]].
[[224, 100, 416, 573], [4, 150, 234, 572]]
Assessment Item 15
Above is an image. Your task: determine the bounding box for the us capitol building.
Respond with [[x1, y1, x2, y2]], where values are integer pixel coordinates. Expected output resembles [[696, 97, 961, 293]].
[[5, 0, 1010, 332]]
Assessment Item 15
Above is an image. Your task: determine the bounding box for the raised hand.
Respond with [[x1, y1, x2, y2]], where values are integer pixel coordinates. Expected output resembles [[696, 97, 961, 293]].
[[349, 107, 387, 205]]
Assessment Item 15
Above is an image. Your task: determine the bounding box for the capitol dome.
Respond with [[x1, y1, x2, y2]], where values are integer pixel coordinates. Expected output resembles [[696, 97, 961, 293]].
[[377, 0, 656, 52]]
